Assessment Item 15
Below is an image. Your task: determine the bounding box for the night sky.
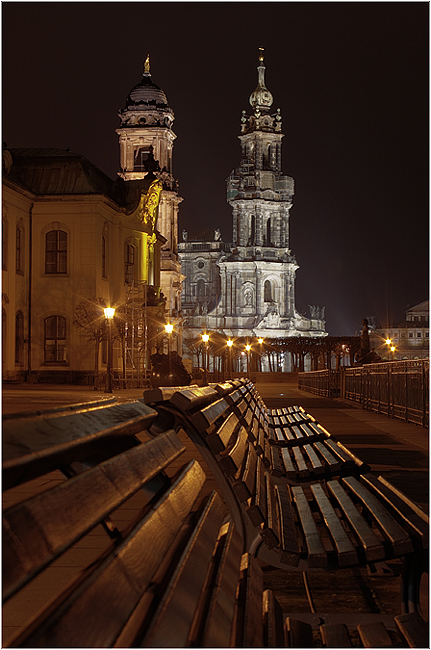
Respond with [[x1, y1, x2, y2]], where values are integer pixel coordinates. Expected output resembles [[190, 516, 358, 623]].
[[3, 2, 429, 336]]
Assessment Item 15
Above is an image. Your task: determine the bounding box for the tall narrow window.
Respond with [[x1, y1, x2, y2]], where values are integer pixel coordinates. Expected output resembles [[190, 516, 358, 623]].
[[15, 311, 24, 363], [102, 235, 107, 278], [125, 243, 135, 284], [264, 280, 272, 303], [266, 219, 272, 246], [44, 315, 66, 362], [45, 230, 67, 274], [16, 226, 23, 273]]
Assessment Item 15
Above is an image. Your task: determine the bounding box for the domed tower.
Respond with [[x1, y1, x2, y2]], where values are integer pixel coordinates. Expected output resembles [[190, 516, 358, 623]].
[[117, 56, 183, 346]]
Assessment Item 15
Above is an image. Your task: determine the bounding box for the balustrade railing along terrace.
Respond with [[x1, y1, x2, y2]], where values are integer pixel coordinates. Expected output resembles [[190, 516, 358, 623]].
[[299, 359, 429, 427]]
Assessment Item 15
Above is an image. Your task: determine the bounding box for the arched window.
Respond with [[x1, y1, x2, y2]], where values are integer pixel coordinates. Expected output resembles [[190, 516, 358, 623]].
[[16, 225, 24, 273], [125, 243, 136, 284], [45, 230, 67, 274], [264, 280, 273, 303], [44, 315, 66, 363], [15, 311, 24, 363]]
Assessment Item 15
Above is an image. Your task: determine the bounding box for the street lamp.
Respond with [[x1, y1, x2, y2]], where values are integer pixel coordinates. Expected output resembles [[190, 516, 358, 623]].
[[385, 338, 392, 361], [245, 343, 251, 374], [104, 307, 115, 393], [165, 323, 174, 383], [226, 339, 233, 378], [201, 333, 209, 385], [390, 345, 396, 361]]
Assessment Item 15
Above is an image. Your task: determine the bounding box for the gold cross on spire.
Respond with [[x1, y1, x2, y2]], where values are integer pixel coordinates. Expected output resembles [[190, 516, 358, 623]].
[[258, 47, 265, 63]]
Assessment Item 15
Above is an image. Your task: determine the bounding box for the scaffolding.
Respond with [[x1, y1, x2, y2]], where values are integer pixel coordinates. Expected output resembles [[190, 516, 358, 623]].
[[124, 281, 150, 387]]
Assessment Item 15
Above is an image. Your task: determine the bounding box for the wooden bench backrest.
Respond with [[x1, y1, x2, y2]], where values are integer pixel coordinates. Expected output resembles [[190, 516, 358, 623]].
[[3, 406, 256, 648]]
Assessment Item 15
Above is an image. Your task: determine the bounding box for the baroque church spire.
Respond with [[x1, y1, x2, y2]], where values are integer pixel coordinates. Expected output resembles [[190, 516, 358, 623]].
[[249, 48, 273, 112]]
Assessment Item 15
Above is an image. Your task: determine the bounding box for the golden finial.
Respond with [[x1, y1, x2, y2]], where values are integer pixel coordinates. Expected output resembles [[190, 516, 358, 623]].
[[258, 47, 265, 63], [144, 54, 150, 74]]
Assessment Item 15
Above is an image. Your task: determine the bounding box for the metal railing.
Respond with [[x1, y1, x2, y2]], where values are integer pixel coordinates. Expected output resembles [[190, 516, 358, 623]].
[[344, 359, 429, 427], [298, 369, 341, 397], [299, 359, 429, 427]]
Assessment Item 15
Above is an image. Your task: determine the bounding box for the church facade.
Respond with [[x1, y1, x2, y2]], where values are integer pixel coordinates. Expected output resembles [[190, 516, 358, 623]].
[[179, 52, 326, 370]]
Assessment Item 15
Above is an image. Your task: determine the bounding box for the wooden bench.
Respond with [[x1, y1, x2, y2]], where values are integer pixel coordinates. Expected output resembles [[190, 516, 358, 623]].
[[2, 398, 276, 648], [3, 395, 428, 648], [143, 381, 429, 620]]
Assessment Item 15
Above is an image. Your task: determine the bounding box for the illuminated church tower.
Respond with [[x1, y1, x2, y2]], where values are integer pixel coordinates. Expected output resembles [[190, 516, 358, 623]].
[[117, 56, 183, 340], [179, 50, 326, 369]]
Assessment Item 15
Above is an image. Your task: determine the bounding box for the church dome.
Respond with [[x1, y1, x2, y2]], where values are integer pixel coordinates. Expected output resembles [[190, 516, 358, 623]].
[[126, 73, 170, 109], [249, 49, 273, 111]]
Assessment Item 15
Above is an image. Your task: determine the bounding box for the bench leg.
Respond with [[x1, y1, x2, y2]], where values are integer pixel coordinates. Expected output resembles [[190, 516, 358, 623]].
[[401, 550, 428, 616]]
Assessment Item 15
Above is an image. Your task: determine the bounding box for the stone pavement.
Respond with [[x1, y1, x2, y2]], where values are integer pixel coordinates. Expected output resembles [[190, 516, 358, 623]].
[[2, 378, 429, 636]]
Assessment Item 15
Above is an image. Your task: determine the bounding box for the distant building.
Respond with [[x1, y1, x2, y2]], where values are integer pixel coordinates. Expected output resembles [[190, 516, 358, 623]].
[[370, 300, 429, 360], [2, 147, 165, 383], [179, 51, 326, 371]]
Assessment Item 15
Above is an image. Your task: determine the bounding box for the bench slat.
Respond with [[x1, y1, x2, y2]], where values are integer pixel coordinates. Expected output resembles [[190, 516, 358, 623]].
[[263, 473, 280, 549], [285, 617, 314, 647], [280, 447, 297, 479], [9, 459, 207, 648], [357, 621, 393, 647], [274, 484, 300, 566], [395, 612, 429, 648], [207, 411, 239, 454], [233, 554, 264, 648], [262, 589, 286, 647], [319, 623, 352, 647], [314, 441, 340, 471], [360, 474, 429, 547], [232, 444, 257, 502], [292, 446, 308, 477], [200, 521, 244, 647], [3, 402, 158, 490], [343, 477, 414, 556], [140, 492, 227, 648], [291, 486, 327, 568], [310, 483, 358, 566], [303, 444, 325, 475], [219, 427, 249, 478], [327, 480, 385, 562], [247, 458, 266, 526]]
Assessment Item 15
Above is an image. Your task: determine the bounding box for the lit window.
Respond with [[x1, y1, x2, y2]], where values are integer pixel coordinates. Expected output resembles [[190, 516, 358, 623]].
[[15, 311, 24, 363], [45, 230, 67, 274], [44, 315, 67, 362]]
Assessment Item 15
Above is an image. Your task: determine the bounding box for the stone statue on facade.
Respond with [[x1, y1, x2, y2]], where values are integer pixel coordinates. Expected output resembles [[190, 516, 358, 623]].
[[214, 228, 222, 241], [182, 230, 188, 242]]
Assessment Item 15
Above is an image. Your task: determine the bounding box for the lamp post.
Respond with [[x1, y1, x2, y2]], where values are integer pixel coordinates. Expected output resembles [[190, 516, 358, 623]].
[[227, 339, 233, 379], [201, 333, 209, 385], [257, 337, 264, 372], [165, 323, 174, 384], [245, 343, 251, 375], [104, 307, 115, 393]]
